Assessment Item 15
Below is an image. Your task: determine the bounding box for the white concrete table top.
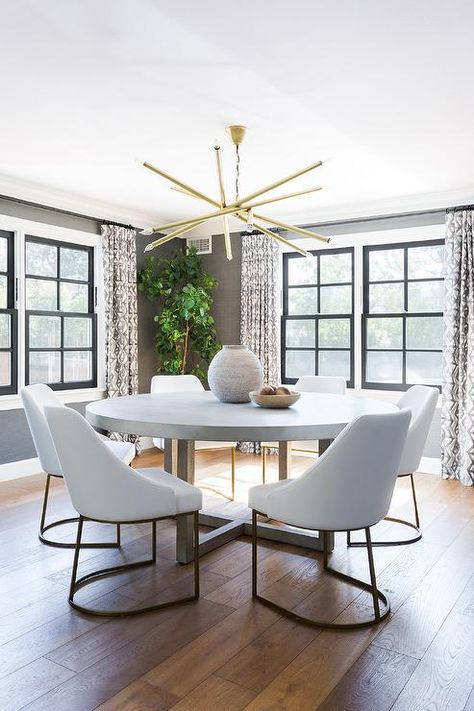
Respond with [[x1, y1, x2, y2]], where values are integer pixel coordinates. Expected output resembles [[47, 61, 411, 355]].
[[86, 391, 397, 442]]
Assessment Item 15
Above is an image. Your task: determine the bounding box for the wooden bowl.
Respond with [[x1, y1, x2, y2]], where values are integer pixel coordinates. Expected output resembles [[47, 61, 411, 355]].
[[249, 390, 301, 409]]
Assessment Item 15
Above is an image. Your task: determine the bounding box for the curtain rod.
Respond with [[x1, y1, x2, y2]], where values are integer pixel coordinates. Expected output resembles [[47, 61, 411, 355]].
[[446, 203, 474, 213], [0, 193, 136, 230]]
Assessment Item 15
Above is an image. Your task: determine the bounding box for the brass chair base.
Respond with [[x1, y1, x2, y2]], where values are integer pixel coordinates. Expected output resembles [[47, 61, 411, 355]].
[[252, 510, 390, 630], [69, 512, 200, 617], [39, 474, 121, 549], [347, 473, 421, 548]]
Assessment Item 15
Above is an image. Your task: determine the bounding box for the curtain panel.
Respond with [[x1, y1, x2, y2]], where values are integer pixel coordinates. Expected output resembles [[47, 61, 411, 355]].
[[102, 224, 140, 449], [239, 232, 280, 453], [441, 208, 474, 485]]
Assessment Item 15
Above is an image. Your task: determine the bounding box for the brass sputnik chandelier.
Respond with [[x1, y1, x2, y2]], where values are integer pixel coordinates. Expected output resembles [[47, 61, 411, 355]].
[[142, 125, 330, 258]]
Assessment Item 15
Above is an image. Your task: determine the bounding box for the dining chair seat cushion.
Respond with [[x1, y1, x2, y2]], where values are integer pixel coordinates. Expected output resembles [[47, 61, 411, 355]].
[[248, 480, 293, 514], [137, 467, 203, 514]]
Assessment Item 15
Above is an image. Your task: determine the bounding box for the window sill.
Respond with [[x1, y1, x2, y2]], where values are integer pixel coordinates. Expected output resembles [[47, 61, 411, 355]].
[[0, 387, 106, 411]]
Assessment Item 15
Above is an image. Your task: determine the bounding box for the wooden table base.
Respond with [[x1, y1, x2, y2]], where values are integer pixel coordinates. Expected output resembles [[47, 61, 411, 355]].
[[166, 438, 334, 564]]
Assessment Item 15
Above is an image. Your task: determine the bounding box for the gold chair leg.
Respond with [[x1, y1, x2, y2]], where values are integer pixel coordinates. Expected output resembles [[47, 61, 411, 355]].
[[252, 510, 390, 629], [347, 473, 422, 548], [262, 447, 267, 484], [68, 513, 199, 617], [39, 474, 121, 550]]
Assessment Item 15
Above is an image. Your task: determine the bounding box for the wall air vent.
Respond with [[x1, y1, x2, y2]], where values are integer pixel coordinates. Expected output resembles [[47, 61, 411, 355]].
[[186, 236, 212, 255]]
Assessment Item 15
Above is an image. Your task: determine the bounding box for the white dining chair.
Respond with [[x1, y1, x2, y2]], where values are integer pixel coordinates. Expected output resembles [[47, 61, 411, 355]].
[[261, 375, 347, 482], [45, 403, 202, 617], [151, 375, 236, 500], [21, 384, 135, 549], [249, 408, 411, 629], [347, 385, 438, 548]]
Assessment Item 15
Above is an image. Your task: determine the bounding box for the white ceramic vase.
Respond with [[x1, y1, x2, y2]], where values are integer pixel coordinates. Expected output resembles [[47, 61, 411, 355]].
[[208, 345, 264, 403]]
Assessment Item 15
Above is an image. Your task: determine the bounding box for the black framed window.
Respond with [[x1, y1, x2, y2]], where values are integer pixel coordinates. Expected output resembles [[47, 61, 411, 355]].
[[362, 239, 444, 390], [282, 247, 354, 386], [25, 236, 96, 390], [0, 231, 17, 395]]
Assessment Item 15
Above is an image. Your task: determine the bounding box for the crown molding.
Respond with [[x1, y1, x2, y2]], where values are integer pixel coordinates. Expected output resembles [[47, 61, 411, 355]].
[[0, 173, 162, 229]]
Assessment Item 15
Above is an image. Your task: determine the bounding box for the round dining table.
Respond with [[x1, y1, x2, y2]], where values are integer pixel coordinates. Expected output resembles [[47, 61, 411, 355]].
[[86, 391, 397, 563]]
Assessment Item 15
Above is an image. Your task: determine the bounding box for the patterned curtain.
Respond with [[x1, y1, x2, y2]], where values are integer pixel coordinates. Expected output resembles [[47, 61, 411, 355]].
[[102, 224, 140, 449], [441, 208, 474, 486], [239, 233, 280, 453]]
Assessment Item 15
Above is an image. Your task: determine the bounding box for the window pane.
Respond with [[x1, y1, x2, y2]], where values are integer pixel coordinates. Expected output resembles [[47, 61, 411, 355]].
[[406, 352, 442, 385], [0, 237, 7, 272], [369, 283, 404, 313], [319, 285, 351, 314], [288, 287, 317, 315], [0, 275, 7, 309], [64, 351, 92, 382], [288, 256, 318, 285], [318, 350, 350, 380], [64, 317, 92, 348], [406, 317, 443, 350], [26, 241, 57, 277], [60, 248, 89, 281], [319, 319, 351, 348], [320, 253, 351, 284], [0, 352, 10, 386], [285, 320, 315, 348], [369, 249, 404, 281], [26, 278, 57, 310], [408, 245, 444, 279], [408, 281, 444, 313], [286, 350, 315, 379], [0, 314, 10, 348], [366, 351, 403, 383], [366, 318, 403, 349], [29, 315, 61, 348], [60, 282, 89, 312], [29, 352, 61, 384]]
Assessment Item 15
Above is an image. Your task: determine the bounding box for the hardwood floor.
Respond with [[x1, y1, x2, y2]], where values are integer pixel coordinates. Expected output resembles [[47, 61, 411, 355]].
[[0, 449, 472, 710]]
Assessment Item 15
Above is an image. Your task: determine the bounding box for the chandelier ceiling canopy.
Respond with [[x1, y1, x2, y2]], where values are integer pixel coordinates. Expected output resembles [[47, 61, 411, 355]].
[[142, 125, 330, 259]]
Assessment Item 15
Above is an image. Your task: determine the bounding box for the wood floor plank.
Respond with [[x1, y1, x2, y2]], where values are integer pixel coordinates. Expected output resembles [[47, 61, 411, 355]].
[[141, 601, 280, 698], [216, 616, 317, 693], [169, 675, 256, 711], [373, 520, 474, 659], [0, 657, 75, 711], [23, 599, 232, 711], [243, 603, 380, 711], [97, 679, 180, 710], [316, 645, 418, 711], [391, 612, 474, 711]]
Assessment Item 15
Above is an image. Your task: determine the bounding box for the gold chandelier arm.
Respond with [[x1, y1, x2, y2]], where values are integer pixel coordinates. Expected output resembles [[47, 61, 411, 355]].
[[171, 185, 220, 208], [253, 213, 329, 243], [144, 219, 212, 252], [214, 145, 232, 261], [143, 161, 219, 208], [143, 187, 325, 235], [234, 212, 309, 257], [235, 160, 323, 206], [171, 184, 323, 208]]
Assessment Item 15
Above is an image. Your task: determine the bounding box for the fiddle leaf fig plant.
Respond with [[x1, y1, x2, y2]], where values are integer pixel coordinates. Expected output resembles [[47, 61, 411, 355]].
[[137, 247, 220, 382]]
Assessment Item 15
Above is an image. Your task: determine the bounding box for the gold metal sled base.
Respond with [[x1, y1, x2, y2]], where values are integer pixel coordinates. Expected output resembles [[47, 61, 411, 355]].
[[68, 512, 200, 617], [39, 474, 121, 549], [347, 473, 421, 548], [252, 511, 390, 630]]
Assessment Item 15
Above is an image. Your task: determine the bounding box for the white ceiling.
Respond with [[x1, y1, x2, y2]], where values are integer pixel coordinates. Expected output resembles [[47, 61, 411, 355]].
[[0, 0, 473, 232]]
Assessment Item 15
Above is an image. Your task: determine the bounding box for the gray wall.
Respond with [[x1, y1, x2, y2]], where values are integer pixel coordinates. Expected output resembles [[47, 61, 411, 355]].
[[200, 233, 242, 347]]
